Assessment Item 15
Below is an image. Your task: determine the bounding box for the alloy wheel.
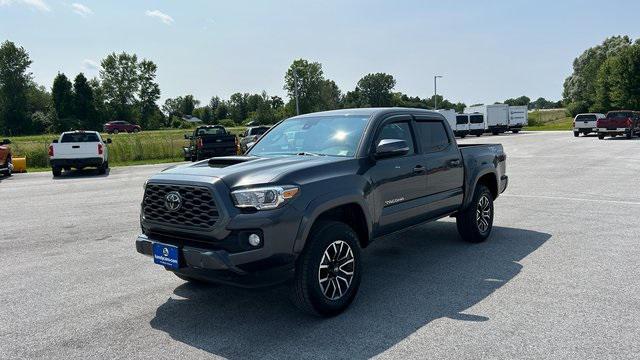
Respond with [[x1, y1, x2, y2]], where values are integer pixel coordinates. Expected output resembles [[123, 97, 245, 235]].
[[476, 194, 491, 233], [318, 240, 355, 300]]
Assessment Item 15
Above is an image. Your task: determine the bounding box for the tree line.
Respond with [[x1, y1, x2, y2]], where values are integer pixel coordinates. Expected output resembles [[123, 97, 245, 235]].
[[564, 35, 640, 116], [1, 38, 569, 136]]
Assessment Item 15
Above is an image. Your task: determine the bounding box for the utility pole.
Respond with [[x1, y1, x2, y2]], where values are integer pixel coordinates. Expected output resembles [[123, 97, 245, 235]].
[[434, 75, 443, 110], [293, 68, 300, 115]]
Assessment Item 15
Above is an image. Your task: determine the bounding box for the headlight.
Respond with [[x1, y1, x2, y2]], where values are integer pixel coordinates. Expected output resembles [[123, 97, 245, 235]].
[[231, 186, 299, 210]]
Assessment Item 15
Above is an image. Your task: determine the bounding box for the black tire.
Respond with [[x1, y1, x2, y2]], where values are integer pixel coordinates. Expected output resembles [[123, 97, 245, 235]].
[[492, 131, 499, 135], [52, 167, 62, 177], [460, 134, 466, 138], [598, 134, 605, 140], [113, 129, 119, 134], [626, 130, 633, 139], [133, 128, 140, 133], [475, 134, 482, 137], [97, 161, 108, 175], [512, 130, 520, 134], [291, 221, 362, 317], [5, 156, 12, 176], [456, 184, 494, 243], [573, 131, 579, 137]]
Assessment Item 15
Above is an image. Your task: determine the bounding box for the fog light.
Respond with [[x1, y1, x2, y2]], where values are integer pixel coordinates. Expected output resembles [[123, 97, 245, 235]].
[[248, 233, 261, 247]]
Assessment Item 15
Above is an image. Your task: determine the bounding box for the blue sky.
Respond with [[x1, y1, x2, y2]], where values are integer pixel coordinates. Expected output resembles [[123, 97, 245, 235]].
[[1, 0, 639, 106]]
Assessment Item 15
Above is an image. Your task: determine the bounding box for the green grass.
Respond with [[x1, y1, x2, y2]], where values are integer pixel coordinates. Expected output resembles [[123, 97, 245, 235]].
[[9, 127, 246, 170], [523, 109, 573, 131]]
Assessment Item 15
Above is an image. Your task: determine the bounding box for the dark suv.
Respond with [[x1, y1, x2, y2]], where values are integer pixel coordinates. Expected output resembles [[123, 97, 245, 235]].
[[136, 108, 508, 316], [103, 121, 141, 134]]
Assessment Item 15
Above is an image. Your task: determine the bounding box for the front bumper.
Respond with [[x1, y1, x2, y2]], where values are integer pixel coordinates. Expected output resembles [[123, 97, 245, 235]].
[[136, 234, 295, 287], [50, 157, 104, 168]]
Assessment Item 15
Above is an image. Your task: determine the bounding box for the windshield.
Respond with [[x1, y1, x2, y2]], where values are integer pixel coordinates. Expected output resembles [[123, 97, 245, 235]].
[[61, 133, 99, 143], [248, 116, 369, 157], [470, 115, 484, 124], [456, 115, 468, 125], [250, 127, 269, 136]]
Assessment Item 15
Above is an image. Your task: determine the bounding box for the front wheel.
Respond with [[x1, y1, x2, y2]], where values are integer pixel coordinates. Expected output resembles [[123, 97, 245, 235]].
[[291, 221, 362, 317], [598, 134, 605, 140], [512, 130, 520, 134], [456, 184, 494, 243]]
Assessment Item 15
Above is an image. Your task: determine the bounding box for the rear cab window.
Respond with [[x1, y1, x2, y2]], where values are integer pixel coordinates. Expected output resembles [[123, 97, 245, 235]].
[[606, 111, 633, 119], [575, 114, 597, 122], [60, 133, 100, 143]]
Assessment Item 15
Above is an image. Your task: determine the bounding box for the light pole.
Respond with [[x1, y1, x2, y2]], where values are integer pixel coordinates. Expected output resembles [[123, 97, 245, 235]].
[[293, 68, 300, 115], [434, 75, 443, 110]]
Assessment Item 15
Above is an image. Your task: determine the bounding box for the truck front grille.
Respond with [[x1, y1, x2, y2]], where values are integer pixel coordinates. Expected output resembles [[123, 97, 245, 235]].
[[143, 183, 219, 229]]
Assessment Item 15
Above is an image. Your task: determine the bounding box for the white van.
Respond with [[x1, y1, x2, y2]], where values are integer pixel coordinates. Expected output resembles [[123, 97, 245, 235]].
[[467, 113, 485, 136], [508, 106, 528, 133], [465, 104, 509, 135], [436, 109, 469, 138], [455, 114, 470, 138]]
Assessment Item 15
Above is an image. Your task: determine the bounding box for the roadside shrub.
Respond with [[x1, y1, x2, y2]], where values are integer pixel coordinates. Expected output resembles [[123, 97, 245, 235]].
[[219, 119, 236, 127]]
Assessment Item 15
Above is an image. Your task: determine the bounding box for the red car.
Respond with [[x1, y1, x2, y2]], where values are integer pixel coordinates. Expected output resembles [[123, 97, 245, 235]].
[[103, 121, 141, 134]]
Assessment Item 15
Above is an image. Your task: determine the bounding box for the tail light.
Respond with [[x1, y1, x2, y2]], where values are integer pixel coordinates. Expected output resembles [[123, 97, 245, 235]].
[[596, 119, 601, 128], [98, 143, 103, 155], [196, 138, 203, 149], [625, 118, 632, 127], [48, 145, 54, 157]]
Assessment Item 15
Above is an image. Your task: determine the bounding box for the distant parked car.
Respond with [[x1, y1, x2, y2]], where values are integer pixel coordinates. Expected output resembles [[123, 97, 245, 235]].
[[49, 131, 111, 177], [0, 138, 13, 177], [596, 111, 640, 139], [103, 121, 141, 134], [573, 113, 605, 137], [239, 126, 270, 152]]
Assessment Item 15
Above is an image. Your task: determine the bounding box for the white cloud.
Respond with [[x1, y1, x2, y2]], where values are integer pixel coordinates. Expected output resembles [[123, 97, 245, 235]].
[[145, 9, 174, 25], [71, 2, 92, 17], [0, 0, 51, 12], [82, 59, 99, 71]]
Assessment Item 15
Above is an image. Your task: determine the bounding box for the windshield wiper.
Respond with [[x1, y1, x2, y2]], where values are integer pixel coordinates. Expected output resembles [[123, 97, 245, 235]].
[[296, 152, 325, 156]]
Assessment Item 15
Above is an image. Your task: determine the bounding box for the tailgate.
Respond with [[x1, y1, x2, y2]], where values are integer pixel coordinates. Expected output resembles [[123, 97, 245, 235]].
[[598, 119, 626, 128], [52, 143, 100, 159], [201, 135, 236, 148]]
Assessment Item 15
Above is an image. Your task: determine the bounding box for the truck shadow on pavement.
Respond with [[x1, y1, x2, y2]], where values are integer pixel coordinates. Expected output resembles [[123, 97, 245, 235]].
[[51, 168, 110, 179], [150, 222, 551, 359]]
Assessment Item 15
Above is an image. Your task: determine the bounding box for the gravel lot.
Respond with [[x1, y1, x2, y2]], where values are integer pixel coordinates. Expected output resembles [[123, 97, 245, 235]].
[[1, 131, 639, 359]]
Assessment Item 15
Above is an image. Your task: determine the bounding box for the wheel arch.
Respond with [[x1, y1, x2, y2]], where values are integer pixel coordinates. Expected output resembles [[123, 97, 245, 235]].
[[293, 194, 372, 254]]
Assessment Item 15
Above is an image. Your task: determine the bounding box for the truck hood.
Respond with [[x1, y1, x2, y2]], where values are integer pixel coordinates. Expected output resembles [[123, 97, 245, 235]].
[[154, 155, 347, 188]]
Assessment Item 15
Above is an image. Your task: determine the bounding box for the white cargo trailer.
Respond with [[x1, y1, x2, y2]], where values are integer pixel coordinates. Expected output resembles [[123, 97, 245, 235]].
[[436, 109, 469, 137], [465, 104, 509, 135], [508, 106, 528, 133]]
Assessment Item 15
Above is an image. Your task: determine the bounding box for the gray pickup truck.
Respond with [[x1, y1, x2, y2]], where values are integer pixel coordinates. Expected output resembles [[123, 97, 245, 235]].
[[137, 108, 508, 316]]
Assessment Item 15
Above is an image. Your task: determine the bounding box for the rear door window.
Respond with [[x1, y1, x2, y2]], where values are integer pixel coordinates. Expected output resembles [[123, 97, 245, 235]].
[[415, 121, 450, 153], [456, 115, 468, 125]]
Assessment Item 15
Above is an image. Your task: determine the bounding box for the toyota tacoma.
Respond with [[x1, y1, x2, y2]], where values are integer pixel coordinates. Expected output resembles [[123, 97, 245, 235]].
[[136, 108, 508, 316]]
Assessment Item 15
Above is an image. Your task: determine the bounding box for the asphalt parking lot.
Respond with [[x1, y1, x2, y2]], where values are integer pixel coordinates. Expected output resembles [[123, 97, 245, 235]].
[[1, 131, 639, 359]]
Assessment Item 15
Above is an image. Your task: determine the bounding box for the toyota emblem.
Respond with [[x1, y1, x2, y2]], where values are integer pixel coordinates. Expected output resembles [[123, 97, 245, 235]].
[[164, 191, 183, 212]]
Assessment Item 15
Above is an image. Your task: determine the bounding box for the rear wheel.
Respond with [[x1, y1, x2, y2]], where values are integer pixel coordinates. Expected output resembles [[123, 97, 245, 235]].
[[52, 167, 62, 177], [291, 221, 361, 317], [626, 130, 633, 139], [113, 129, 119, 134], [97, 161, 108, 175], [512, 130, 520, 134], [456, 184, 494, 243], [133, 128, 140, 133], [598, 133, 605, 140], [573, 131, 579, 137]]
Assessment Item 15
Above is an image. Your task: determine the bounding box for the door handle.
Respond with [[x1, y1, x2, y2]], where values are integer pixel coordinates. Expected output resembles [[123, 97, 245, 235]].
[[413, 165, 426, 173], [448, 159, 461, 166]]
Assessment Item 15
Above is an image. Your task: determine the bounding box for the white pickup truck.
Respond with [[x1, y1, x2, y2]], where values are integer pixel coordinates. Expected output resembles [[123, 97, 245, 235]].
[[573, 113, 605, 137], [48, 131, 111, 177]]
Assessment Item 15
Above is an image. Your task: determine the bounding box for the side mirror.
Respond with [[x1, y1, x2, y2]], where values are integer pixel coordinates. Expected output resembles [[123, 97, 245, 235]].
[[106, 138, 112, 144], [374, 139, 409, 159], [1, 139, 10, 145], [52, 139, 59, 143]]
